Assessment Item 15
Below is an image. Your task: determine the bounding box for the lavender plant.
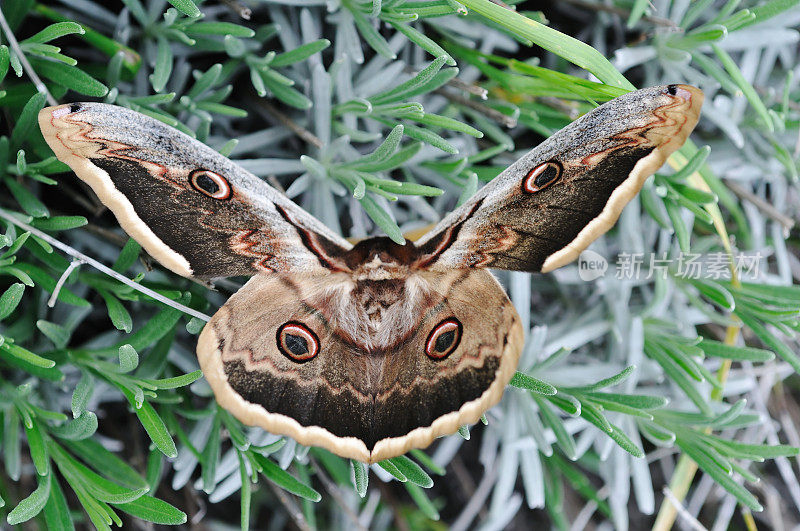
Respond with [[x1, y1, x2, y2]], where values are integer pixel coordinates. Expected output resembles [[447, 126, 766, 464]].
[[1, 0, 799, 529]]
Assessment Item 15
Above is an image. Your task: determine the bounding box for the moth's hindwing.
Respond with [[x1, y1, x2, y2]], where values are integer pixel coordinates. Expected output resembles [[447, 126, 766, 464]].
[[38, 103, 351, 279], [415, 84, 704, 273], [197, 269, 524, 463]]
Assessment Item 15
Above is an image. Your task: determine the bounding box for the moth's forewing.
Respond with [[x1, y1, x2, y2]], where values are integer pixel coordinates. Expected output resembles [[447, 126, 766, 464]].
[[415, 85, 704, 273], [38, 103, 350, 280]]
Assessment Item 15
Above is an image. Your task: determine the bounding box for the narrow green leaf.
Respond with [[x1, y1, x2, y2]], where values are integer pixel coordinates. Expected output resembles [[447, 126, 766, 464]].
[[1, 342, 55, 368], [30, 57, 108, 96], [391, 22, 454, 65], [255, 455, 322, 501], [410, 112, 483, 137], [186, 64, 222, 99], [626, 0, 650, 27], [354, 125, 404, 166], [36, 320, 70, 348], [534, 396, 577, 459], [606, 424, 645, 458], [408, 449, 446, 476], [711, 44, 773, 132], [43, 477, 74, 531], [352, 10, 395, 59], [103, 306, 182, 354], [510, 371, 557, 395], [122, 390, 177, 458], [698, 339, 774, 362], [262, 73, 312, 109], [100, 291, 133, 333], [49, 441, 148, 504], [66, 439, 149, 490], [738, 312, 800, 372], [150, 38, 173, 93], [32, 216, 88, 231], [270, 39, 331, 67], [644, 340, 712, 414], [71, 371, 94, 418], [11, 92, 46, 148], [351, 460, 369, 497], [404, 483, 440, 520], [663, 198, 691, 253], [378, 459, 407, 482], [565, 366, 635, 392], [24, 22, 85, 44], [638, 420, 676, 446], [114, 495, 187, 524], [5, 178, 49, 217], [388, 456, 433, 488], [0, 45, 10, 82], [112, 239, 141, 272], [455, 0, 632, 89], [678, 436, 762, 511], [584, 392, 668, 410], [238, 452, 252, 530], [49, 411, 98, 441], [185, 22, 255, 37], [371, 56, 447, 104], [393, 120, 457, 153], [7, 475, 50, 525], [24, 421, 49, 475], [747, 0, 799, 25], [167, 0, 201, 17], [146, 370, 203, 389], [358, 195, 404, 244], [201, 414, 222, 493], [118, 344, 138, 373], [0, 283, 24, 320]]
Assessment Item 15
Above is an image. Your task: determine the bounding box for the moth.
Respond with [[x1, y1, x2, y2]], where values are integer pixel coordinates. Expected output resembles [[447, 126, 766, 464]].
[[39, 85, 702, 463]]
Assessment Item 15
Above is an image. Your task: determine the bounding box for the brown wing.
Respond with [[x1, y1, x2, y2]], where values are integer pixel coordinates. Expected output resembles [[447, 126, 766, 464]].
[[39, 103, 350, 280], [197, 269, 522, 463], [414, 85, 703, 273]]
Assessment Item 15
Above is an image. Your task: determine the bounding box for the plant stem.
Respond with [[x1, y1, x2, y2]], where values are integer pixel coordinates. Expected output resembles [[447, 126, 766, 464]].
[[0, 208, 212, 322]]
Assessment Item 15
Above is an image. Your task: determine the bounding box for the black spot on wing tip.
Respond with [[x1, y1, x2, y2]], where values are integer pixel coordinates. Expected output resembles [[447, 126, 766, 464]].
[[666, 84, 679, 96], [68, 103, 82, 113]]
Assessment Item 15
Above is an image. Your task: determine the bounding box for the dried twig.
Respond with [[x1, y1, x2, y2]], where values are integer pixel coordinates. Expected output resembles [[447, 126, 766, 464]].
[[255, 99, 323, 149], [724, 180, 796, 234], [375, 480, 411, 531], [403, 67, 488, 99], [561, 0, 678, 28], [221, 0, 251, 20], [451, 465, 498, 531], [267, 481, 312, 531], [309, 458, 367, 531], [0, 208, 212, 322], [662, 486, 709, 531], [48, 258, 84, 307], [446, 76, 488, 99]]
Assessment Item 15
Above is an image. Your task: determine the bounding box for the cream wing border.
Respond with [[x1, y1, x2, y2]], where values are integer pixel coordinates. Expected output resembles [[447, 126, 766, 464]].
[[197, 310, 524, 463]]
